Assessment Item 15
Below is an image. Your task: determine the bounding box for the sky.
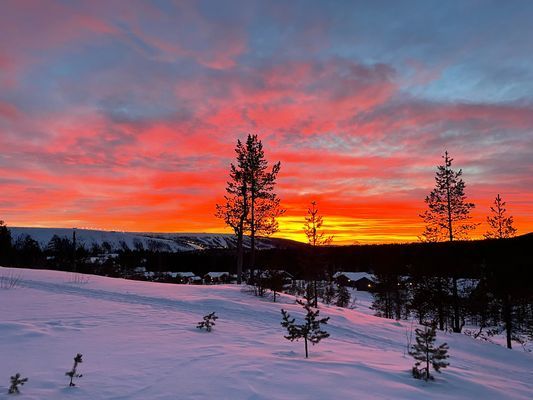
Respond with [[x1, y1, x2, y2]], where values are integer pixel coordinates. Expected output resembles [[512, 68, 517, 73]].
[[1, 0, 532, 244]]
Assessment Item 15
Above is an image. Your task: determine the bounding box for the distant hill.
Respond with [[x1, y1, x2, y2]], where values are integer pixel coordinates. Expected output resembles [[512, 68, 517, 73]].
[[8, 227, 305, 252]]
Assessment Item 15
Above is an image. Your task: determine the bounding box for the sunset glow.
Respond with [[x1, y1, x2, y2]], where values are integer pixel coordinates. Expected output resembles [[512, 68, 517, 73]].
[[1, 1, 532, 244]]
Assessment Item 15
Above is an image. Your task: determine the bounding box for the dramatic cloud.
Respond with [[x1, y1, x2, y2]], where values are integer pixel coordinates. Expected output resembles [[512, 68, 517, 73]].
[[1, 0, 532, 243]]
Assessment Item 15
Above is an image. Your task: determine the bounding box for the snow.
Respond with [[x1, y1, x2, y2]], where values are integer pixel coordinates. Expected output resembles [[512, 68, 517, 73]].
[[205, 272, 230, 278], [9, 227, 279, 252], [0, 266, 531, 399], [334, 271, 375, 282]]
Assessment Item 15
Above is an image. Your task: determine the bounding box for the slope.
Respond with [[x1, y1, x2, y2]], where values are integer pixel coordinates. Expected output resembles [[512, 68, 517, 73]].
[[0, 267, 531, 400]]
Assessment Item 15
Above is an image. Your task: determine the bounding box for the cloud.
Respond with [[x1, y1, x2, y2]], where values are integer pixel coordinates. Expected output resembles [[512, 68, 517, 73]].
[[1, 0, 532, 242]]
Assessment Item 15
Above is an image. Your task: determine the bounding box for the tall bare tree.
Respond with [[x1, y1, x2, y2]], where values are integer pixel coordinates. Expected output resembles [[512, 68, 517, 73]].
[[304, 201, 333, 307], [420, 151, 476, 333], [484, 194, 517, 239]]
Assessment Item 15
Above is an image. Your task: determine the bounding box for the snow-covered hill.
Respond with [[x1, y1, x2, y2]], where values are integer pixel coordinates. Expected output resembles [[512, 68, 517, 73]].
[[1, 267, 531, 399], [8, 227, 301, 252]]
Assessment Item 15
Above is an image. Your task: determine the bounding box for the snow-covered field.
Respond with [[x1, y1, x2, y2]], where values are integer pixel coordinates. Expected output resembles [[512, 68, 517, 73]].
[[1, 267, 531, 399]]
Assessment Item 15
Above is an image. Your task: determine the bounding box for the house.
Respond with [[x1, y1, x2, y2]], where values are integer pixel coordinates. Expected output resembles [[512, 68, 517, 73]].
[[204, 272, 230, 284], [333, 272, 375, 291], [176, 272, 197, 284]]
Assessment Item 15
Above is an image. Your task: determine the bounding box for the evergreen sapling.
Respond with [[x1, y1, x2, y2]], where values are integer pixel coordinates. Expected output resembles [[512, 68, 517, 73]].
[[335, 285, 351, 308], [8, 373, 28, 394], [281, 299, 329, 358], [409, 324, 449, 381], [197, 312, 218, 332], [66, 353, 83, 386]]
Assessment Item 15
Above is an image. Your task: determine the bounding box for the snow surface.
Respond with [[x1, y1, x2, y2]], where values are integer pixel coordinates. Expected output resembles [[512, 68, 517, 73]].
[[9, 227, 281, 252], [0, 267, 531, 400]]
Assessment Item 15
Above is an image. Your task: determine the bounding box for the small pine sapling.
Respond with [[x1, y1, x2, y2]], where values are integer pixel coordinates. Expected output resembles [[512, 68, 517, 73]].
[[8, 373, 28, 394], [409, 324, 449, 380], [197, 312, 218, 332], [280, 299, 330, 358], [66, 353, 83, 386]]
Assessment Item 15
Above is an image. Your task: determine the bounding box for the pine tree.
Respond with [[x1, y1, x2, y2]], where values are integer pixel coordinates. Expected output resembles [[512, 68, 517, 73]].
[[216, 139, 249, 284], [420, 151, 476, 242], [263, 269, 285, 302], [322, 283, 336, 305], [197, 312, 218, 332], [0, 220, 12, 265], [485, 194, 517, 239], [420, 151, 476, 333], [335, 285, 351, 308], [65, 353, 83, 386], [216, 135, 283, 286], [409, 324, 449, 381], [372, 273, 409, 320], [303, 201, 333, 307], [8, 373, 28, 394], [280, 299, 330, 358], [243, 135, 282, 275]]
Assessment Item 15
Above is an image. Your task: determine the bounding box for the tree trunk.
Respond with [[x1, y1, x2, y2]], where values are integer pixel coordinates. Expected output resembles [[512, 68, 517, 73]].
[[436, 277, 445, 330], [250, 192, 256, 270], [425, 336, 431, 381], [236, 227, 244, 284], [452, 276, 462, 332], [503, 293, 513, 349], [304, 336, 309, 358], [313, 279, 318, 308], [72, 229, 77, 273]]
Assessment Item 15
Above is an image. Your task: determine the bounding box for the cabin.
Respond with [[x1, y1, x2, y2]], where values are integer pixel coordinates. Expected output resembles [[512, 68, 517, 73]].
[[333, 272, 375, 291], [176, 272, 197, 284], [204, 272, 230, 284]]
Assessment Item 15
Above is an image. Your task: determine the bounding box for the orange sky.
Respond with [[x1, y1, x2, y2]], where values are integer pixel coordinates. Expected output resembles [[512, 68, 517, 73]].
[[1, 1, 532, 244]]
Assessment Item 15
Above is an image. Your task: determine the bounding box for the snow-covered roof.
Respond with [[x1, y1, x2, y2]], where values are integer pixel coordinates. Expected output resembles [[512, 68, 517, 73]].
[[333, 272, 375, 282], [205, 272, 229, 278], [260, 270, 293, 278], [177, 272, 196, 278]]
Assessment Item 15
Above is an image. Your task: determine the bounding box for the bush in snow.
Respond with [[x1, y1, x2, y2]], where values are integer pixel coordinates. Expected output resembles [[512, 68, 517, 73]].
[[8, 373, 28, 394], [409, 324, 449, 381], [66, 353, 83, 386], [0, 271, 22, 290], [281, 299, 330, 358], [197, 312, 218, 332]]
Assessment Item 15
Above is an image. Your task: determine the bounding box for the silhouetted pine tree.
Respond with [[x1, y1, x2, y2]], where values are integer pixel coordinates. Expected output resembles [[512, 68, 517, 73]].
[[322, 283, 336, 305], [409, 324, 449, 381], [216, 139, 249, 284], [281, 299, 329, 358], [485, 194, 517, 239], [372, 273, 409, 320], [335, 285, 351, 308], [420, 151, 476, 333], [303, 201, 333, 307], [263, 269, 285, 302], [0, 220, 12, 265]]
